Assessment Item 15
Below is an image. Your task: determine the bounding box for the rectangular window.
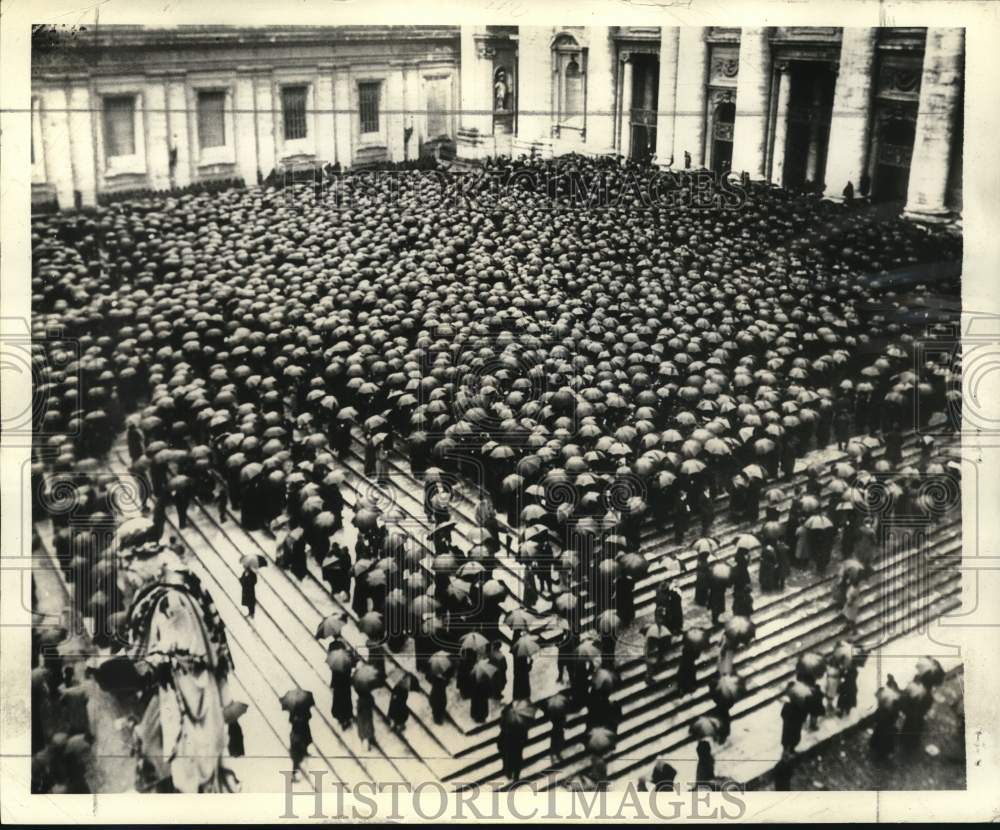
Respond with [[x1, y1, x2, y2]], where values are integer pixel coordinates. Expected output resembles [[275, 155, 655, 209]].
[[197, 90, 227, 149], [282, 85, 308, 141], [103, 95, 136, 159], [359, 82, 381, 134]]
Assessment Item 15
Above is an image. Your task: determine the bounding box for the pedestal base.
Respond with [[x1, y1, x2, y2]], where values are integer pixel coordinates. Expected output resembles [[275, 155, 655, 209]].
[[456, 127, 497, 161], [511, 136, 554, 160], [904, 206, 957, 225]]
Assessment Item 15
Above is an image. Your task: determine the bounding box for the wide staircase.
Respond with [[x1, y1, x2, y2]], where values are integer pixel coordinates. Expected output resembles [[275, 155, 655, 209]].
[[37, 429, 961, 790]]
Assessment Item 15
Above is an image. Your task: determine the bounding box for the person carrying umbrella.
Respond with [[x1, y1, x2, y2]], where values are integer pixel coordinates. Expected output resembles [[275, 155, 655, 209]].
[[780, 433, 799, 480], [870, 675, 901, 762], [497, 700, 534, 781], [328, 646, 355, 730], [426, 651, 451, 725], [697, 487, 715, 536], [643, 623, 669, 685], [841, 579, 861, 634], [673, 490, 691, 544], [239, 562, 258, 619], [694, 550, 711, 609], [388, 673, 415, 734], [223, 701, 248, 758], [655, 579, 684, 638], [677, 628, 705, 695], [487, 640, 507, 701], [353, 665, 380, 751], [708, 562, 730, 626], [127, 420, 145, 464], [512, 634, 538, 701], [544, 693, 569, 763], [321, 541, 352, 600], [281, 688, 314, 781], [639, 757, 678, 793], [470, 659, 495, 724], [694, 739, 715, 790]]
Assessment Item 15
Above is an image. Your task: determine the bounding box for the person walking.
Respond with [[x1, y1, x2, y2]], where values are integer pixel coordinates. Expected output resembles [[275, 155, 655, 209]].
[[239, 565, 257, 619], [388, 674, 412, 734]]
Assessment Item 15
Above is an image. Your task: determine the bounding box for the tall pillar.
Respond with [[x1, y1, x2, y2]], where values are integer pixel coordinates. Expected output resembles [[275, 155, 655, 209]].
[[41, 85, 74, 209], [655, 27, 680, 167], [403, 65, 421, 158], [387, 68, 406, 162], [673, 27, 708, 168], [804, 75, 825, 184], [66, 79, 97, 206], [904, 28, 964, 222], [513, 26, 553, 157], [233, 70, 259, 185], [166, 74, 191, 188], [586, 26, 616, 155], [333, 67, 353, 168], [731, 27, 772, 179], [770, 62, 791, 186], [824, 28, 877, 200], [313, 64, 336, 167], [254, 71, 276, 178], [618, 55, 634, 158], [144, 77, 171, 191], [457, 26, 496, 159]]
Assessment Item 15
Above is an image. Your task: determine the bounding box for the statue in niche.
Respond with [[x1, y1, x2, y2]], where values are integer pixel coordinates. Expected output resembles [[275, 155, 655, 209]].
[[494, 67, 510, 113]]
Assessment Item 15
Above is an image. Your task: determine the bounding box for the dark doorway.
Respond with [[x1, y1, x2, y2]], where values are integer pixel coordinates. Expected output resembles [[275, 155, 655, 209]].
[[711, 101, 735, 175], [782, 62, 836, 192], [872, 113, 917, 204], [630, 55, 659, 162]]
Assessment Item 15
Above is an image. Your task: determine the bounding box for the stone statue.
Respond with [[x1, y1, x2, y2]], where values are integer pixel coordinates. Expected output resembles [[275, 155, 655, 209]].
[[494, 68, 508, 112]]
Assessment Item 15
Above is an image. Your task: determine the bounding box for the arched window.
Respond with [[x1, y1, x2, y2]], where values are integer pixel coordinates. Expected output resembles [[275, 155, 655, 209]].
[[553, 34, 587, 135]]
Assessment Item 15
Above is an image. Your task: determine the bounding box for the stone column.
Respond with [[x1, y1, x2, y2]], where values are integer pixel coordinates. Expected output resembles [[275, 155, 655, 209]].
[[254, 71, 276, 178], [904, 28, 965, 221], [403, 64, 421, 158], [66, 79, 97, 206], [824, 28, 877, 200], [387, 68, 406, 162], [166, 74, 191, 188], [333, 67, 353, 168], [673, 27, 708, 168], [586, 26, 616, 155], [457, 26, 496, 159], [41, 85, 75, 209], [234, 68, 260, 186], [770, 63, 791, 185], [313, 63, 336, 167], [804, 75, 825, 184], [618, 55, 634, 157], [731, 27, 772, 179], [655, 27, 680, 167], [513, 26, 553, 157], [144, 77, 171, 191]]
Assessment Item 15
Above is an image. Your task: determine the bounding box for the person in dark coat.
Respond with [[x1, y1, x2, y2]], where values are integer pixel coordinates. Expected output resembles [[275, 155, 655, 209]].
[[330, 666, 354, 730], [127, 421, 145, 463], [227, 720, 245, 758], [837, 662, 859, 717], [512, 653, 532, 701], [780, 699, 806, 752], [388, 675, 412, 734], [673, 490, 691, 544], [677, 637, 699, 695], [773, 750, 795, 791], [781, 434, 798, 479], [615, 574, 635, 625], [429, 675, 448, 725], [497, 708, 528, 781], [456, 645, 477, 699], [870, 702, 899, 761], [694, 551, 711, 608], [732, 585, 754, 619], [732, 549, 751, 594], [487, 641, 507, 700], [708, 573, 727, 626], [695, 739, 715, 789], [657, 581, 684, 637], [239, 565, 257, 618], [569, 654, 593, 709], [470, 670, 491, 724], [884, 422, 904, 467], [546, 696, 567, 763], [356, 689, 376, 750], [151, 496, 168, 541], [759, 544, 780, 592], [288, 710, 312, 780], [697, 488, 715, 536], [834, 407, 852, 452], [557, 628, 578, 685]]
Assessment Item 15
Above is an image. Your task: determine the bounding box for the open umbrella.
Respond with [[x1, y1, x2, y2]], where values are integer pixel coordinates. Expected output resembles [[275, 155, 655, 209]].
[[915, 656, 945, 688], [619, 552, 648, 578], [734, 533, 760, 552], [326, 649, 354, 674], [470, 659, 497, 685], [595, 610, 621, 637], [511, 634, 540, 659], [279, 687, 315, 713], [460, 631, 490, 655], [358, 611, 385, 639], [723, 615, 755, 646], [427, 651, 452, 678], [587, 726, 616, 755], [316, 614, 347, 640], [505, 608, 534, 634], [240, 553, 268, 571], [223, 700, 249, 724], [796, 652, 826, 682], [501, 699, 538, 728], [353, 664, 382, 693], [689, 715, 721, 739]]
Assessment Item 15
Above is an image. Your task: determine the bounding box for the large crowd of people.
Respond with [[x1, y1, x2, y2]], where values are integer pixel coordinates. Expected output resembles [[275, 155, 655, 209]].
[[30, 151, 962, 792]]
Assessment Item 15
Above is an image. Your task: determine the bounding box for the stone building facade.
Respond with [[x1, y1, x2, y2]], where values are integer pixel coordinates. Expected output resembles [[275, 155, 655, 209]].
[[30, 25, 963, 222], [30, 25, 460, 208], [456, 25, 964, 221]]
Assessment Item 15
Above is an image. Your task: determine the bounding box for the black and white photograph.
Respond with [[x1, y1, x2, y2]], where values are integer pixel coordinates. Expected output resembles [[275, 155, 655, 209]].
[[2, 0, 999, 823]]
